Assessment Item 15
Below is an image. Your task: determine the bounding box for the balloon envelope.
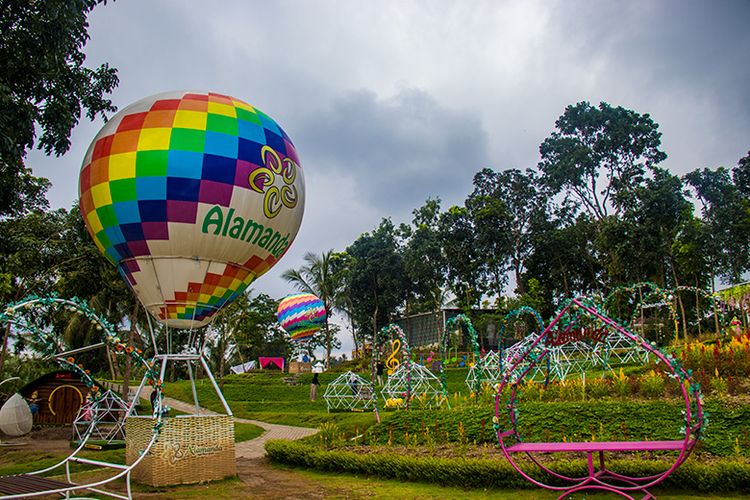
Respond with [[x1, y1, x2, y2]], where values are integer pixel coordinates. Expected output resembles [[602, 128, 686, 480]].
[[277, 293, 326, 343], [79, 91, 305, 328]]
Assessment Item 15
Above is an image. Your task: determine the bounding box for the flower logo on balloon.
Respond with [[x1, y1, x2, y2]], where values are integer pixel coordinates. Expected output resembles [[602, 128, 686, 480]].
[[249, 145, 298, 219]]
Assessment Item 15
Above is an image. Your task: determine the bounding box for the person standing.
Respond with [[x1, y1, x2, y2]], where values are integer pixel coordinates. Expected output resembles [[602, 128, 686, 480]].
[[310, 372, 320, 401], [376, 361, 384, 386]]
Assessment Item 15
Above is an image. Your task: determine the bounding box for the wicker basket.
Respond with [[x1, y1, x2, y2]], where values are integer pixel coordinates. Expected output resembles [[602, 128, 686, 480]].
[[126, 415, 236, 486]]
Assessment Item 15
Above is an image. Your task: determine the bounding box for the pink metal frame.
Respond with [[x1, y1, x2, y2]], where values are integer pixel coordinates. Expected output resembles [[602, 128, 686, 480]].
[[496, 298, 704, 500]]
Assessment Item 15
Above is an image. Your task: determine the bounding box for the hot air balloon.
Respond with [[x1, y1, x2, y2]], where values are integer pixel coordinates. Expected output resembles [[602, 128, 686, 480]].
[[277, 293, 326, 344], [79, 91, 305, 329]]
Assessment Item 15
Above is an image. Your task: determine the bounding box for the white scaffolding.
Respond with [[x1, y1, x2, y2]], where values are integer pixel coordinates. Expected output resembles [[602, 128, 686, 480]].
[[381, 363, 444, 409], [323, 372, 375, 412]]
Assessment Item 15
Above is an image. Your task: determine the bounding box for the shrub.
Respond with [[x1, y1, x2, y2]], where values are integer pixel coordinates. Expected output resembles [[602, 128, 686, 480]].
[[360, 399, 750, 457], [639, 370, 666, 398], [266, 440, 750, 493]]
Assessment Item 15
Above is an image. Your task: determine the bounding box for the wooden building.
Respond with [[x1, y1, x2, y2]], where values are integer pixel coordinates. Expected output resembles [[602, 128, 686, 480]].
[[19, 370, 102, 425]]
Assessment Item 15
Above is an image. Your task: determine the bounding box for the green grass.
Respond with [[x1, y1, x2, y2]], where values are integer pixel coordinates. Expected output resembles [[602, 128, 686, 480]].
[[164, 370, 396, 432], [234, 421, 264, 442]]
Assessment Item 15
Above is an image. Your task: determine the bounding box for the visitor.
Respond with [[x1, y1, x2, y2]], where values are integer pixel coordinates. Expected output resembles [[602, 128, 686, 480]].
[[376, 360, 384, 386], [348, 372, 359, 395], [82, 391, 93, 421], [310, 372, 319, 401], [27, 391, 40, 417]]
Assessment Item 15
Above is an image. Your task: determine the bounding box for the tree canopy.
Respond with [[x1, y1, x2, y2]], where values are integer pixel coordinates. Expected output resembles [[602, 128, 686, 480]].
[[0, 0, 118, 217]]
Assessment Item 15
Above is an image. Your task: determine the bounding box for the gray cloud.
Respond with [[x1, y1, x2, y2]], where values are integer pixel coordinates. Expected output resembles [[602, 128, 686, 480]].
[[296, 87, 489, 213]]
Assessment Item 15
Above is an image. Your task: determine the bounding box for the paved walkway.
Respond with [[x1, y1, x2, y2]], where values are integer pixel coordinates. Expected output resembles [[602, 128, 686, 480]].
[[130, 385, 318, 459]]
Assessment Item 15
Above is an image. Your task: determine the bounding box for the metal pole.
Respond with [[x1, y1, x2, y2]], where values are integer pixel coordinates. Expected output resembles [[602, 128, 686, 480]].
[[127, 370, 150, 417], [145, 311, 159, 357], [55, 342, 106, 358], [187, 359, 201, 414], [199, 355, 232, 416]]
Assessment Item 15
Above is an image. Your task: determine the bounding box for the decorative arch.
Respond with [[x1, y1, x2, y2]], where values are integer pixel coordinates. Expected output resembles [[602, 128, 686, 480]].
[[495, 296, 705, 499], [440, 314, 481, 398]]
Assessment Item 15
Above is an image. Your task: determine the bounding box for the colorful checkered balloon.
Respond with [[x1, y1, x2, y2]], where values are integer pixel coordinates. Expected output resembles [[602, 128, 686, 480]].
[[79, 91, 305, 329], [277, 293, 327, 343]]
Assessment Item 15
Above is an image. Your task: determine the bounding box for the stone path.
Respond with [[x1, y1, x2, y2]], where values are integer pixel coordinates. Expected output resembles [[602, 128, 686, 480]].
[[133, 385, 318, 458]]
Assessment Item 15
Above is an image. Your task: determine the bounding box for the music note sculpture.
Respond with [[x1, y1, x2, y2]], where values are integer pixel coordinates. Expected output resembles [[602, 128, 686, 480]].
[[385, 339, 401, 375]]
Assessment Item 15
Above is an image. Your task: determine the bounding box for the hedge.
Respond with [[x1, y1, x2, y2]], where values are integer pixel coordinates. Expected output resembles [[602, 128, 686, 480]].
[[266, 440, 750, 493], [362, 399, 750, 456]]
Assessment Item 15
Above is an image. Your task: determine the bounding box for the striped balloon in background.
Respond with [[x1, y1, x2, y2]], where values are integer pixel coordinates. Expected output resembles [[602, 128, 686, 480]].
[[277, 293, 327, 343], [79, 91, 305, 329]]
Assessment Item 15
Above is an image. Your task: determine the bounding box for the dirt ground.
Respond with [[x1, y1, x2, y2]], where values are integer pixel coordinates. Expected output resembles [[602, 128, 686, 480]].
[[1, 430, 346, 499]]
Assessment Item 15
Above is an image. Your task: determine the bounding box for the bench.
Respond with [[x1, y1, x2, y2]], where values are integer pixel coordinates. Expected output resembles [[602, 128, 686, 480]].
[[506, 439, 684, 454], [0, 474, 74, 495]]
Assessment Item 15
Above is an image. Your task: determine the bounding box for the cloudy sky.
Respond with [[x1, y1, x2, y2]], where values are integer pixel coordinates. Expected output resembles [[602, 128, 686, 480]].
[[28, 0, 750, 355]]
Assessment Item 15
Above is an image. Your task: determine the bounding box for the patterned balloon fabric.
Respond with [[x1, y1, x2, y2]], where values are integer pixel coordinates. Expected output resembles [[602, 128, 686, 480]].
[[79, 91, 305, 329], [277, 293, 327, 343]]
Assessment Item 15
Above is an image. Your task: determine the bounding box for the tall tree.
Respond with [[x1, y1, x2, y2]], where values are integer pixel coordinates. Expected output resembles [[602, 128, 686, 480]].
[[538, 101, 667, 221], [467, 168, 548, 295], [230, 292, 290, 363], [685, 156, 750, 284], [438, 205, 482, 309], [402, 198, 447, 314], [0, 0, 119, 216], [0, 207, 68, 376], [346, 219, 408, 342]]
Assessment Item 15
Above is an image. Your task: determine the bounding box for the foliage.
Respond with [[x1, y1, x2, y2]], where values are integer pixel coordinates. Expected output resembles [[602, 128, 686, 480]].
[[401, 198, 447, 314], [438, 205, 482, 308], [538, 101, 667, 221], [358, 399, 750, 457], [680, 333, 750, 379], [685, 158, 750, 283], [267, 440, 750, 492], [345, 219, 409, 342], [0, 0, 118, 217]]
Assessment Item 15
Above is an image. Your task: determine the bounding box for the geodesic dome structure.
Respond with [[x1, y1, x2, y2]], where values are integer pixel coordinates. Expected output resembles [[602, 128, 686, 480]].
[[381, 362, 444, 409], [465, 350, 503, 393], [72, 389, 128, 444], [323, 372, 375, 412]]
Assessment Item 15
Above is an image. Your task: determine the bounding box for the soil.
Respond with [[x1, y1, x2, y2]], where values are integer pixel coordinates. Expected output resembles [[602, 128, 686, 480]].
[[2, 429, 348, 499]]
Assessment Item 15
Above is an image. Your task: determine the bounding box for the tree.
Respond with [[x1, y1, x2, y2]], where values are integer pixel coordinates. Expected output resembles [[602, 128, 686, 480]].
[[596, 168, 692, 288], [465, 170, 512, 298], [0, 0, 119, 216], [524, 211, 603, 311], [402, 198, 447, 314], [467, 168, 548, 295], [438, 205, 482, 309], [0, 207, 68, 376], [229, 292, 290, 363], [346, 219, 408, 343], [282, 250, 343, 368], [685, 157, 750, 284], [538, 101, 667, 221]]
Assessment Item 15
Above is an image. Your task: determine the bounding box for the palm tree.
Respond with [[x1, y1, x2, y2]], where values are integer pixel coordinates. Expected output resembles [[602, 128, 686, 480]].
[[282, 250, 342, 368]]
